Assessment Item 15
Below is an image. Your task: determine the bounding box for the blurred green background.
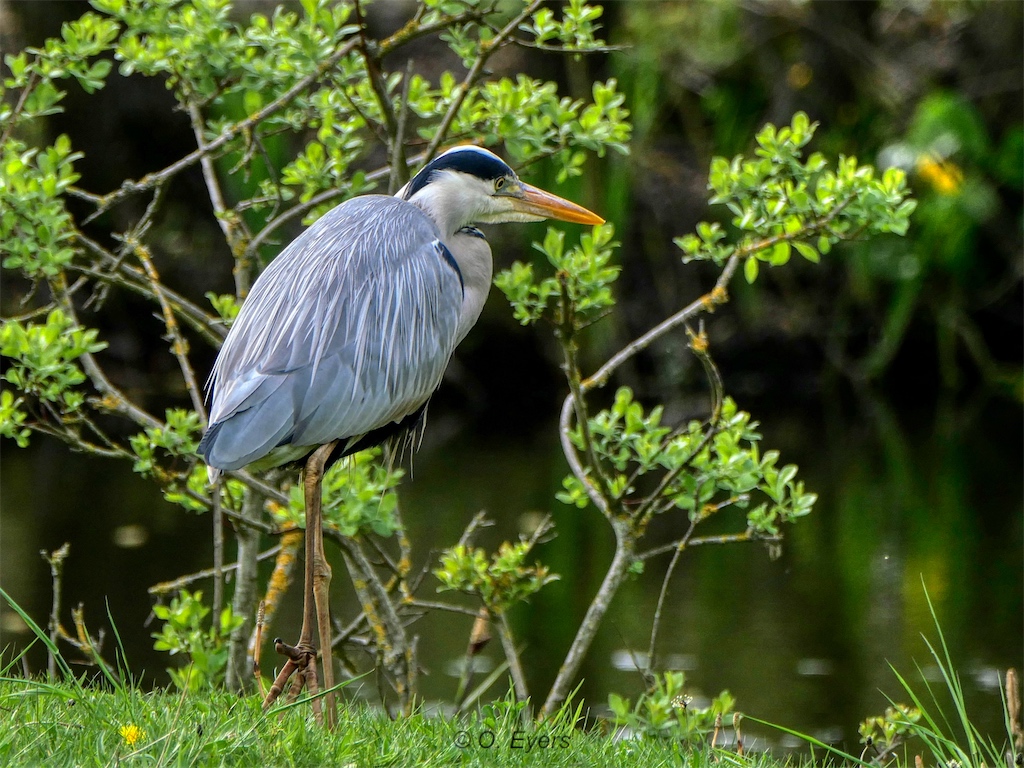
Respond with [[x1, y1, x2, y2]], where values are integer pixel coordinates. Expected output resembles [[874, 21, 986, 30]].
[[1, 0, 1020, 751]]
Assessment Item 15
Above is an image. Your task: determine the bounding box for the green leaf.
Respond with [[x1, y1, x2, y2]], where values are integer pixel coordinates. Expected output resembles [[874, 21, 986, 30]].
[[794, 241, 819, 263], [744, 255, 759, 283]]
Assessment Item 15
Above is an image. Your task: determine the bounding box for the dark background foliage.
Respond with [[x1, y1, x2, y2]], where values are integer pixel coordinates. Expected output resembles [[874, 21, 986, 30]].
[[1, 0, 1020, 749]]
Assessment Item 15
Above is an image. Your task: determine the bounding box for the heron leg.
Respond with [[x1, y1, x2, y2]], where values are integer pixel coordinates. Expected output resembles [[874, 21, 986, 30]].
[[304, 440, 338, 731], [260, 440, 338, 730]]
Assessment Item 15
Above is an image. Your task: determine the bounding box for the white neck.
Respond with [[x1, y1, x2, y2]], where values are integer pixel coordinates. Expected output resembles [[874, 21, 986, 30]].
[[449, 230, 493, 345]]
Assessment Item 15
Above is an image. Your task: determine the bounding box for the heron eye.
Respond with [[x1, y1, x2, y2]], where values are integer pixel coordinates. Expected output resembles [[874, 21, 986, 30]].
[[494, 177, 506, 191]]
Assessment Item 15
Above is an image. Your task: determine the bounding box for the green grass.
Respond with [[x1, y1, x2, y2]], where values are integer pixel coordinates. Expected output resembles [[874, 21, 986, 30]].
[[1, 584, 1016, 767], [0, 676, 760, 767], [0, 585, 754, 767]]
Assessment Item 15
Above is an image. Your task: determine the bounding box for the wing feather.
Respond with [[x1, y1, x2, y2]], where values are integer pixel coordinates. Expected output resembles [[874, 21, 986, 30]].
[[199, 195, 462, 471]]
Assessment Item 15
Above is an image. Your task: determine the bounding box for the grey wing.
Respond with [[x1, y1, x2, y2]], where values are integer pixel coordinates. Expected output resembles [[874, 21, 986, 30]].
[[199, 195, 463, 471]]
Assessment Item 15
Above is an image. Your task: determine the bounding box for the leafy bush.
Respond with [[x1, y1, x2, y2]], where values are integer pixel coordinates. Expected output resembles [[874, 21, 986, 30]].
[[151, 589, 243, 691], [1, 1, 913, 719]]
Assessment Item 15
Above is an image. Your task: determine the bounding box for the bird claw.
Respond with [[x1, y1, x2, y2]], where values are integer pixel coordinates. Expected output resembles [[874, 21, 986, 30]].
[[261, 638, 322, 725], [273, 637, 313, 663]]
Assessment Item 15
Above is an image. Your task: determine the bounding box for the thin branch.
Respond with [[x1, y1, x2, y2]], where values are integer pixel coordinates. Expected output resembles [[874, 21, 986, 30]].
[[227, 468, 291, 507], [128, 237, 208, 422], [391, 499, 413, 600], [377, 7, 489, 57], [632, 330, 725, 525], [0, 69, 39, 146], [239, 156, 413, 263], [353, 0, 403, 161], [583, 254, 740, 393], [495, 613, 529, 703], [558, 284, 615, 501], [41, 543, 70, 680], [503, 36, 624, 55], [405, 600, 481, 619], [422, 0, 545, 164], [82, 38, 361, 225], [187, 102, 251, 251], [50, 275, 162, 430], [148, 545, 282, 596], [638, 530, 781, 561], [479, 16, 625, 55], [457, 510, 494, 547], [72, 234, 226, 344], [389, 60, 415, 194], [583, 197, 857, 394], [558, 394, 611, 517], [84, 185, 169, 315], [644, 517, 698, 675]]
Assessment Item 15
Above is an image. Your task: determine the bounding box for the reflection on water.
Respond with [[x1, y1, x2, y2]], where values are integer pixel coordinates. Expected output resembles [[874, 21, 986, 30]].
[[1, 391, 1020, 750]]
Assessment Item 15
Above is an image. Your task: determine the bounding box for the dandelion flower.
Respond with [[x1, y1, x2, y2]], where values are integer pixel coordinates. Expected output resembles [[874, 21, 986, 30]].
[[119, 723, 145, 748]]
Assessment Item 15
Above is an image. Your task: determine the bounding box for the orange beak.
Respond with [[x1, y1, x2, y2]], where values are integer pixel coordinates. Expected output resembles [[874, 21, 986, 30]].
[[513, 183, 605, 225]]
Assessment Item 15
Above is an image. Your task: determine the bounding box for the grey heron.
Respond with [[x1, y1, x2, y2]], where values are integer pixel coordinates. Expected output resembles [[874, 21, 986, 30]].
[[197, 145, 603, 726]]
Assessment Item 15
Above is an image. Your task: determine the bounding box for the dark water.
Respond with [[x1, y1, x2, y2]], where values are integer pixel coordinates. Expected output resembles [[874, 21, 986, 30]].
[[1, 0, 1019, 754], [2, 385, 1020, 750]]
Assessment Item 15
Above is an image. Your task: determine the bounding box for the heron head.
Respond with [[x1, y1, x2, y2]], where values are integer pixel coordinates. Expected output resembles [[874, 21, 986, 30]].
[[399, 145, 603, 234]]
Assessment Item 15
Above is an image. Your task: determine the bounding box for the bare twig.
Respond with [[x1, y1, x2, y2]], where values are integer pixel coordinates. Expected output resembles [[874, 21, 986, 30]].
[[388, 60, 415, 194], [128, 237, 208, 421], [495, 612, 529, 704], [148, 545, 282, 596], [457, 511, 494, 547], [40, 543, 71, 680], [50, 604, 116, 681], [69, 237, 226, 345], [405, 600, 481, 619], [338, 537, 415, 713], [583, 254, 740, 394], [638, 529, 781, 561], [187, 101, 253, 297]]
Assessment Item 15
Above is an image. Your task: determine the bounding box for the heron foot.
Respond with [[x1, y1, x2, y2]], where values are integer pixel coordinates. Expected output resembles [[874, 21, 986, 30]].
[[261, 637, 323, 724]]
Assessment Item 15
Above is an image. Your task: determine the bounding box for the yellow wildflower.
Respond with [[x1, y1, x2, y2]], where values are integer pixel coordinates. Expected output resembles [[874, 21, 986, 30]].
[[916, 154, 964, 195], [119, 723, 145, 748]]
